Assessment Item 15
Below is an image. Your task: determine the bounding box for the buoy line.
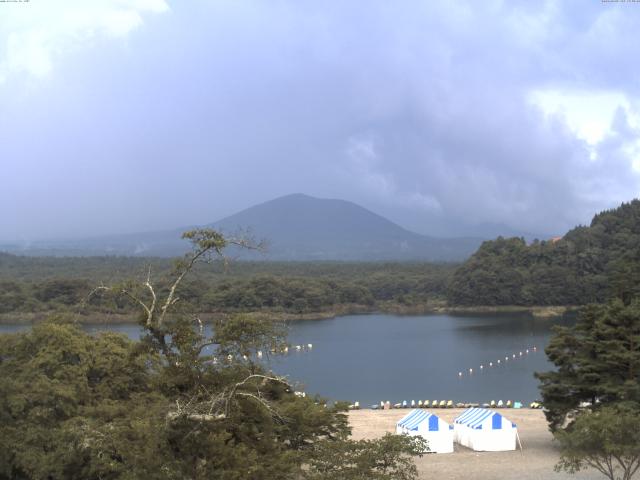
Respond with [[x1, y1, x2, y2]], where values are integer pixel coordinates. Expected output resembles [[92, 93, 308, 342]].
[[456, 345, 538, 378], [210, 342, 314, 364]]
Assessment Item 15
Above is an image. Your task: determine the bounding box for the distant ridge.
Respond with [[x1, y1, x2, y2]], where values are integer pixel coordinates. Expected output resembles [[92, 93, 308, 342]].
[[210, 193, 481, 261], [0, 194, 483, 261]]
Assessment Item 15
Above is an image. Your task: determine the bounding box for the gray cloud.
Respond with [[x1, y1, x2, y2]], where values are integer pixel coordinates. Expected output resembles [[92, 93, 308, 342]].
[[1, 0, 639, 241]]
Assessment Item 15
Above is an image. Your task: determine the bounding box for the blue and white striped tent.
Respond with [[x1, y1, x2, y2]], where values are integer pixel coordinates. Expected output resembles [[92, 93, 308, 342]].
[[396, 410, 454, 453], [453, 408, 517, 451]]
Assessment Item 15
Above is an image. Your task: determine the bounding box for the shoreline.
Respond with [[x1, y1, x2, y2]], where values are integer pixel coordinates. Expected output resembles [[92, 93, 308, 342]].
[[0, 304, 576, 325]]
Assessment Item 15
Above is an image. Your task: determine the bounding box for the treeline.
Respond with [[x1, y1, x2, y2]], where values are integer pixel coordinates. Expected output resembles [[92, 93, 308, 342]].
[[0, 256, 455, 317], [448, 200, 640, 306], [10, 199, 640, 315]]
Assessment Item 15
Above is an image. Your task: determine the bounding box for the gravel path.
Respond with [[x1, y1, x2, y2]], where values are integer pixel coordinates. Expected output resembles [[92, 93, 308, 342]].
[[348, 409, 625, 480]]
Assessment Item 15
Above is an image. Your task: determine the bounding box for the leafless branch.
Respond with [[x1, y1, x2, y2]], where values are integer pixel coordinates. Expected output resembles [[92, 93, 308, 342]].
[[166, 373, 290, 425], [235, 392, 287, 423]]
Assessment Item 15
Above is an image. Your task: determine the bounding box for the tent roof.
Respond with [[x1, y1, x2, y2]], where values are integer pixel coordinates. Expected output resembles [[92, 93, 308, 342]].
[[454, 408, 515, 430], [396, 409, 449, 431]]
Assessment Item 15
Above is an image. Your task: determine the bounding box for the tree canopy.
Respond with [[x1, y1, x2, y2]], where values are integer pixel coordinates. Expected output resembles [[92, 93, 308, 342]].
[[448, 200, 640, 306], [536, 299, 640, 431], [537, 298, 640, 480], [0, 254, 453, 320], [554, 404, 640, 480]]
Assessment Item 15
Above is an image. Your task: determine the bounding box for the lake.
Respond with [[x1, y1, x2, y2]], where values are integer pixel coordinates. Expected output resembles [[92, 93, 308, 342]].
[[0, 312, 569, 407]]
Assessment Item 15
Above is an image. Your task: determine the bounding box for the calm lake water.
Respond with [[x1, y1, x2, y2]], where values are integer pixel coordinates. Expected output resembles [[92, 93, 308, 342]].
[[0, 312, 569, 407]]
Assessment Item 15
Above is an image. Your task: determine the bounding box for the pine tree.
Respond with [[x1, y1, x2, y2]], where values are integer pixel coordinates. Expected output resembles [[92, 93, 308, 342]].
[[536, 299, 640, 431]]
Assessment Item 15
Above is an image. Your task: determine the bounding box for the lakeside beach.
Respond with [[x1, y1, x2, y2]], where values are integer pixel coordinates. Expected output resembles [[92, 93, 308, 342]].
[[348, 409, 613, 480]]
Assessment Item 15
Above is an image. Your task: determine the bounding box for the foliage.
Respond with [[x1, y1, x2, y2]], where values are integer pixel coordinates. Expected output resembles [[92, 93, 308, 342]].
[[0, 229, 425, 479], [0, 255, 454, 318], [304, 433, 428, 480], [554, 405, 640, 480], [448, 200, 640, 306], [0, 319, 163, 480], [211, 313, 288, 358], [538, 298, 640, 479], [536, 299, 640, 431]]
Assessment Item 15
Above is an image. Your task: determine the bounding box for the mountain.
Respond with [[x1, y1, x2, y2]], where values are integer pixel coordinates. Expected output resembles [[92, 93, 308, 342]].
[[448, 199, 640, 306], [1, 194, 482, 261], [210, 194, 481, 261]]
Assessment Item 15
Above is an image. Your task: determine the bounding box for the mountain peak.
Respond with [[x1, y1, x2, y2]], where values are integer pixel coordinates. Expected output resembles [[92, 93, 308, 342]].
[[261, 193, 353, 207], [210, 194, 480, 261], [274, 193, 315, 200]]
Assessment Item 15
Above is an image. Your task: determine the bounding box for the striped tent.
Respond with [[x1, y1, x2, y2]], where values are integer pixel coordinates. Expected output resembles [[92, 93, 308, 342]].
[[396, 409, 454, 453], [453, 408, 517, 451]]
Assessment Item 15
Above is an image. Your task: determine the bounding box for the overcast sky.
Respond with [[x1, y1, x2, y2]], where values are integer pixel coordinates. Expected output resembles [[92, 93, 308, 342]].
[[1, 0, 640, 242]]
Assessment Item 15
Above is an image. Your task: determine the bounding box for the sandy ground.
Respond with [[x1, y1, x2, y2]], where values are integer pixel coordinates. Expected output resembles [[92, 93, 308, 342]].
[[349, 409, 626, 480]]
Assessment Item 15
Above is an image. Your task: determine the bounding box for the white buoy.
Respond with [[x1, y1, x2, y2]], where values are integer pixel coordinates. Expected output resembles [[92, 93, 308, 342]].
[[458, 371, 462, 376], [257, 350, 263, 358], [489, 362, 493, 367], [505, 356, 509, 361], [284, 346, 289, 353], [242, 355, 248, 362], [469, 368, 473, 374], [526, 349, 529, 354], [497, 359, 501, 364], [296, 345, 301, 351], [480, 365, 484, 369], [308, 343, 313, 349], [512, 354, 516, 358]]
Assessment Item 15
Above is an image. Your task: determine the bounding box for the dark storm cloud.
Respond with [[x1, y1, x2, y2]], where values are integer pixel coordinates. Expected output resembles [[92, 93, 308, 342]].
[[1, 0, 639, 241]]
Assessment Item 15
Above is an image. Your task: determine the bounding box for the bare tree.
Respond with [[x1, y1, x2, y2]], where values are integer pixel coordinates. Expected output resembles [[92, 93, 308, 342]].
[[91, 229, 262, 352], [90, 229, 291, 422]]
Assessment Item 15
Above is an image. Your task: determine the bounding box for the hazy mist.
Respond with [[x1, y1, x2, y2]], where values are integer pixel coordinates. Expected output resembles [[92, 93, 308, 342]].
[[1, 1, 640, 242]]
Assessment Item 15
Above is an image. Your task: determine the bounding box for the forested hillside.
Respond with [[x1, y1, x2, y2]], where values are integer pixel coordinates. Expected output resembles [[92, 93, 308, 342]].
[[0, 255, 454, 319], [447, 200, 640, 306]]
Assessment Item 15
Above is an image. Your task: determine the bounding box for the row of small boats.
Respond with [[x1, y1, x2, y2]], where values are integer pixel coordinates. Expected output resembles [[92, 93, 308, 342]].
[[349, 399, 544, 410], [369, 400, 456, 410]]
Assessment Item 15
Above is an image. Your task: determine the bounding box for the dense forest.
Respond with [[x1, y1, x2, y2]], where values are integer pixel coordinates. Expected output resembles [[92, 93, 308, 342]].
[[0, 255, 455, 320], [448, 200, 640, 306]]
